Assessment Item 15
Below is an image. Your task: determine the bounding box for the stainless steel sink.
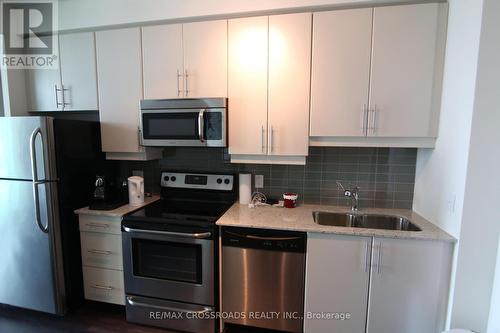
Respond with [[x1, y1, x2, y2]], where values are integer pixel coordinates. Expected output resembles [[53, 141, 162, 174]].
[[312, 211, 422, 231]]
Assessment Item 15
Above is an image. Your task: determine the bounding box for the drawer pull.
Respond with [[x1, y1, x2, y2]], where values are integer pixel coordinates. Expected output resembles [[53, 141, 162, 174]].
[[90, 284, 114, 291], [85, 223, 110, 228], [127, 296, 212, 314], [88, 249, 113, 255]]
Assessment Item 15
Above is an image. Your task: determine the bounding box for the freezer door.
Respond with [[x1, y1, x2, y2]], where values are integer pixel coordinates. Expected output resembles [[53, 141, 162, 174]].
[[0, 179, 65, 314], [0, 117, 56, 181]]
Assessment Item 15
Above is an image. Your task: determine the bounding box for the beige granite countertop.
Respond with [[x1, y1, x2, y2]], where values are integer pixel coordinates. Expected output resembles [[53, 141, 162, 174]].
[[74, 195, 160, 217], [216, 203, 456, 242]]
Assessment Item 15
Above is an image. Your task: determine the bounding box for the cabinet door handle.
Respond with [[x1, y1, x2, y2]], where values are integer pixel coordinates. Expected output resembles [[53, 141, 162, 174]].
[[361, 104, 368, 136], [88, 249, 113, 255], [138, 126, 144, 146], [364, 239, 371, 273], [90, 284, 113, 291], [377, 242, 383, 275], [269, 126, 274, 154], [176, 70, 183, 97], [261, 126, 265, 153], [62, 85, 70, 107], [184, 70, 189, 96], [85, 223, 110, 228], [371, 105, 378, 136], [54, 85, 63, 108]]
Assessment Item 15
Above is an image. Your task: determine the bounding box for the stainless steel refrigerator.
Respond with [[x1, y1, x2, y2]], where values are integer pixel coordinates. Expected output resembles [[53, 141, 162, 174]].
[[0, 116, 105, 315]]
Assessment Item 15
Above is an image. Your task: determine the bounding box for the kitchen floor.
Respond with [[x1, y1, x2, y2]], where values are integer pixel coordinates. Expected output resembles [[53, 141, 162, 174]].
[[0, 302, 172, 333]]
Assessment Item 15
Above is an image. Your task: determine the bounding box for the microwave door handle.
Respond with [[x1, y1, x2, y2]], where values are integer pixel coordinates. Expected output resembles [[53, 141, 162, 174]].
[[198, 109, 206, 143]]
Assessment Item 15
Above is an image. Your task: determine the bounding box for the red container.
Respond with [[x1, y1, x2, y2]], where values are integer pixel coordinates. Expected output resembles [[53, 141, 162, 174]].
[[283, 193, 298, 208]]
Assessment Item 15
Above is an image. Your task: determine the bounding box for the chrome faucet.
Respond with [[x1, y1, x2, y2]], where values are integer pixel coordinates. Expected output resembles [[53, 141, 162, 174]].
[[337, 181, 360, 212]]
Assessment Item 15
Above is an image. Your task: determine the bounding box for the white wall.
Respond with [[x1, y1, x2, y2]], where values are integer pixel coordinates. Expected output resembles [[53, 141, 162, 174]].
[[413, 0, 483, 239], [1, 69, 29, 116], [487, 237, 500, 333], [58, 0, 415, 30], [450, 0, 500, 329]]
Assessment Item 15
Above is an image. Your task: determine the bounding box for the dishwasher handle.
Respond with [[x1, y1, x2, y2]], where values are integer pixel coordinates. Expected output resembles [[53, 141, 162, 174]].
[[222, 227, 306, 253]]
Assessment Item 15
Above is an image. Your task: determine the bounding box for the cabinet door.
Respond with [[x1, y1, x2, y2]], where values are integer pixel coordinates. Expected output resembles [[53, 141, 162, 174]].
[[268, 13, 311, 156], [95, 28, 143, 153], [142, 24, 183, 99], [305, 234, 371, 333], [183, 20, 227, 98], [369, 3, 441, 137], [25, 36, 62, 111], [310, 9, 372, 137], [367, 238, 452, 333], [59, 32, 98, 111], [228, 16, 268, 155]]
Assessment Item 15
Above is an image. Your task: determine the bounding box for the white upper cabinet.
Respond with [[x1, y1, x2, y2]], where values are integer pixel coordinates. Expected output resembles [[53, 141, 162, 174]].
[[228, 13, 311, 163], [309, 3, 446, 147], [142, 24, 183, 99], [310, 9, 372, 137], [369, 3, 442, 137], [26, 66, 63, 112], [26, 32, 98, 112], [59, 32, 98, 111], [228, 16, 268, 156], [96, 27, 159, 160], [183, 20, 227, 98], [268, 13, 311, 156], [142, 20, 227, 99]]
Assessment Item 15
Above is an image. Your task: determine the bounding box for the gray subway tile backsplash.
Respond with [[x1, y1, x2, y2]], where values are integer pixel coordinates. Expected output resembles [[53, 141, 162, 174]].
[[119, 146, 417, 210]]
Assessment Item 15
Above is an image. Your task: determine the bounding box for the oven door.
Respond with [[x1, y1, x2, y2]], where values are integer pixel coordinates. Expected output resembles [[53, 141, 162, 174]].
[[122, 224, 214, 305], [141, 109, 226, 147]]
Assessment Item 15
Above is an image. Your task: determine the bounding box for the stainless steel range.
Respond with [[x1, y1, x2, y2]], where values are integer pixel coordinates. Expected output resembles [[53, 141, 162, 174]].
[[121, 171, 236, 333]]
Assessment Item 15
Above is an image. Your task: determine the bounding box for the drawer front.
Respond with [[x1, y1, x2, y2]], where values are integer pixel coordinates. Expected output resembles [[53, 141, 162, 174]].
[[79, 215, 122, 235], [126, 295, 215, 333], [81, 232, 123, 270], [83, 266, 125, 305]]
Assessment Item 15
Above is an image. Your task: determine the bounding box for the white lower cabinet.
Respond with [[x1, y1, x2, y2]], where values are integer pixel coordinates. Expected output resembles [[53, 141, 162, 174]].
[[80, 232, 123, 271], [82, 266, 125, 306], [366, 238, 452, 333], [305, 233, 452, 333], [305, 234, 371, 333], [78, 214, 125, 305]]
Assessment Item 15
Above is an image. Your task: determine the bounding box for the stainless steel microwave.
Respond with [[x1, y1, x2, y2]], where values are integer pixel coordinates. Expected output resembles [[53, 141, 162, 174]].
[[140, 98, 227, 147]]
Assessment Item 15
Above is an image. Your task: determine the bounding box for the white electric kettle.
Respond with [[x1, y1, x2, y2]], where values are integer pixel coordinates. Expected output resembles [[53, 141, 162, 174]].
[[128, 176, 144, 206]]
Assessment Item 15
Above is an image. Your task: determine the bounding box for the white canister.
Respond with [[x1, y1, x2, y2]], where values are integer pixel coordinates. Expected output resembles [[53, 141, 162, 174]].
[[239, 173, 252, 205], [128, 176, 144, 206]]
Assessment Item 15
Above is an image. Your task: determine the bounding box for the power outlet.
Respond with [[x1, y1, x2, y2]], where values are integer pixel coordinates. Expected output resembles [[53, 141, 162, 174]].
[[255, 175, 264, 189]]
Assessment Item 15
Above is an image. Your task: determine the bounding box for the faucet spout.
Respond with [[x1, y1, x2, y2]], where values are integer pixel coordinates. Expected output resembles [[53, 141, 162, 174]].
[[337, 181, 360, 212]]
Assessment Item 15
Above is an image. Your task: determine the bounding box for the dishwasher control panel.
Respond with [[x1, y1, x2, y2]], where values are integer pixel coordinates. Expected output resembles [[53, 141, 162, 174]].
[[221, 227, 306, 252]]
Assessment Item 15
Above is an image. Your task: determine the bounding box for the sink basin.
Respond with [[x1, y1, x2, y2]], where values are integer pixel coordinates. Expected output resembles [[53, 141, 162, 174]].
[[312, 211, 421, 231]]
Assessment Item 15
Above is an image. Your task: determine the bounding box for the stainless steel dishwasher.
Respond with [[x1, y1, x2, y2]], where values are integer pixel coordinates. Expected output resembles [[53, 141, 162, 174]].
[[222, 227, 306, 333]]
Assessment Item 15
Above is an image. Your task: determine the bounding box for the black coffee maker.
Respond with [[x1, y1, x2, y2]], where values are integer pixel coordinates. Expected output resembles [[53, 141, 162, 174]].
[[90, 175, 128, 210]]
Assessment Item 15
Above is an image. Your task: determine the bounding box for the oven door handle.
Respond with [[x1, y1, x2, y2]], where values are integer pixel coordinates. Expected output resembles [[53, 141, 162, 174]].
[[122, 226, 211, 239], [127, 296, 212, 314]]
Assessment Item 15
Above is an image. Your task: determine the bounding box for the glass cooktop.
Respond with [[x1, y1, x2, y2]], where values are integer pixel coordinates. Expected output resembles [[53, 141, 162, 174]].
[[125, 198, 233, 223]]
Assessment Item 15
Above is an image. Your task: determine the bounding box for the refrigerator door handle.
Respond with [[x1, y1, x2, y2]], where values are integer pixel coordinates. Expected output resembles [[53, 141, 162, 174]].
[[30, 127, 49, 234]]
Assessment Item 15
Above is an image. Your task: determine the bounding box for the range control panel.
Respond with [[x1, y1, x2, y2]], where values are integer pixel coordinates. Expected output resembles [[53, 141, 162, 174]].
[[160, 172, 234, 191]]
